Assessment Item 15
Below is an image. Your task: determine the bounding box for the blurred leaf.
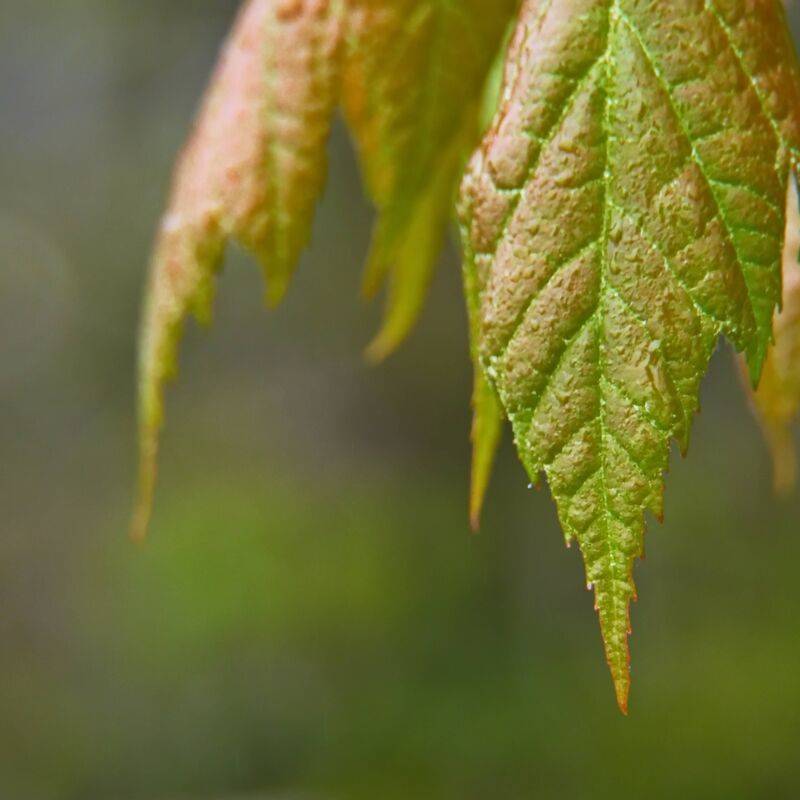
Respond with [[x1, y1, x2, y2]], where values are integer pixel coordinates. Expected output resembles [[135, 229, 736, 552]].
[[134, 0, 342, 540], [459, 0, 800, 712], [341, 0, 518, 359], [746, 177, 800, 494]]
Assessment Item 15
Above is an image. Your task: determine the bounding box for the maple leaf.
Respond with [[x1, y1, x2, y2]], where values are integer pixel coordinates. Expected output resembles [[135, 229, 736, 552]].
[[459, 0, 800, 712], [341, 0, 518, 360], [133, 0, 342, 541], [746, 176, 800, 493]]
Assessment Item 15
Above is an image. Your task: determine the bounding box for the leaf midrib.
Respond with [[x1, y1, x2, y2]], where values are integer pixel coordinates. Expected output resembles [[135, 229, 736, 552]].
[[596, 0, 624, 676]]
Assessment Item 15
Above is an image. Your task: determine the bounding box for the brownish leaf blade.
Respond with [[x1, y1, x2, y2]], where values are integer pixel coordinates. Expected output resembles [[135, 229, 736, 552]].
[[133, 0, 342, 541]]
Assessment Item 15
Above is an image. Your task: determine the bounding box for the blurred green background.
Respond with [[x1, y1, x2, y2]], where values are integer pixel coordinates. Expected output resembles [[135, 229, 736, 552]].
[[2, 2, 800, 798]]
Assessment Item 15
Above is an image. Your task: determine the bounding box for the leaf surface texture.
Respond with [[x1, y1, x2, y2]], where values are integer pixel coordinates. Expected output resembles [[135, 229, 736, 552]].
[[459, 0, 800, 711]]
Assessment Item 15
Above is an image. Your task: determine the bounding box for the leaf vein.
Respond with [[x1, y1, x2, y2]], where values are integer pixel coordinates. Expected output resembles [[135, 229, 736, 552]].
[[615, 8, 759, 328]]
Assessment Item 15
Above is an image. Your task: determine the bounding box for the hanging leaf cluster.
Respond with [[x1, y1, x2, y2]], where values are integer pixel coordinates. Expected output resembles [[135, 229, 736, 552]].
[[136, 0, 800, 712]]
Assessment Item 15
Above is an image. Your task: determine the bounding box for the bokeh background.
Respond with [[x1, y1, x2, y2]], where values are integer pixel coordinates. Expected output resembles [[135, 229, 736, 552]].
[[2, 2, 800, 798]]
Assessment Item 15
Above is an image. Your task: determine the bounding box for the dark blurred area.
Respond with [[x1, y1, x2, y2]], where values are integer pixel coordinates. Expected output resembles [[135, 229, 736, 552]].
[[1, 2, 800, 798]]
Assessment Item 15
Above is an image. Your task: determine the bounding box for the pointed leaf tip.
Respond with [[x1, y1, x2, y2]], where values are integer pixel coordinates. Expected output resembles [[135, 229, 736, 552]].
[[595, 580, 632, 716], [131, 436, 157, 544], [469, 368, 504, 532], [615, 681, 630, 716]]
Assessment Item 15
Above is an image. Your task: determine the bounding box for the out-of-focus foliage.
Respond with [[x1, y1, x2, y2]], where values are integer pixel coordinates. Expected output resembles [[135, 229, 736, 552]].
[[134, 0, 342, 542], [747, 177, 800, 493], [342, 0, 517, 360], [460, 0, 800, 711], [136, 0, 516, 540]]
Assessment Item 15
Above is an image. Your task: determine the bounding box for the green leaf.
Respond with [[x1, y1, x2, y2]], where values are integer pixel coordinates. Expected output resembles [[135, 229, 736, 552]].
[[746, 176, 800, 494], [468, 369, 504, 531], [462, 213, 504, 530], [133, 0, 342, 541], [459, 0, 800, 712], [341, 0, 518, 359]]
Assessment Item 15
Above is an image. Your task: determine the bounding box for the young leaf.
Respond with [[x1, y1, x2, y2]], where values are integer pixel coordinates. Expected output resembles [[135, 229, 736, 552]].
[[341, 0, 518, 359], [747, 176, 800, 493], [133, 0, 342, 541], [460, 0, 800, 712]]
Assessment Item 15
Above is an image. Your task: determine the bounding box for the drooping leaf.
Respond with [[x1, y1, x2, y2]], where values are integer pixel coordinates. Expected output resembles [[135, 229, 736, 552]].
[[459, 0, 800, 712], [133, 0, 342, 541], [341, 0, 518, 360], [746, 176, 800, 493]]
